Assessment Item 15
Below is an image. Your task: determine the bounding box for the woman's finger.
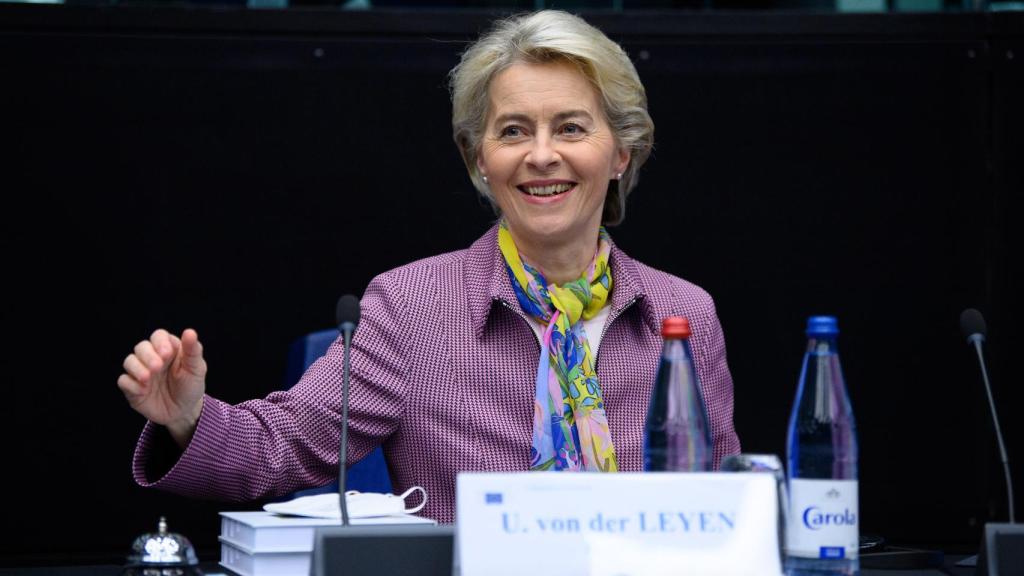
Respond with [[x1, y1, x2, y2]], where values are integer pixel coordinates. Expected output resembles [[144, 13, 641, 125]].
[[180, 329, 203, 359], [150, 329, 175, 361], [117, 373, 144, 397], [122, 354, 152, 383], [133, 340, 164, 373]]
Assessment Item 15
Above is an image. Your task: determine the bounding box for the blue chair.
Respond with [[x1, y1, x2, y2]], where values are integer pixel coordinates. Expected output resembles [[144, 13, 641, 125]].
[[285, 328, 393, 497]]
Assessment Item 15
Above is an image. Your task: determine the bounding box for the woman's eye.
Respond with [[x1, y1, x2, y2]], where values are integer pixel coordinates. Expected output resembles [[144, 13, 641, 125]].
[[561, 123, 584, 136], [500, 126, 523, 138]]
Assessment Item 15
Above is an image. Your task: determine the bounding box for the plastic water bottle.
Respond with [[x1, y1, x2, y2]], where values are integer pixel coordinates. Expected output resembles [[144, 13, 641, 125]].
[[644, 316, 712, 472], [785, 316, 859, 575]]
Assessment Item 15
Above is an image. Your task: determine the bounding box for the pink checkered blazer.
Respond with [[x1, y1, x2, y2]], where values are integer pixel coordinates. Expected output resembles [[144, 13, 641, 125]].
[[133, 225, 740, 523]]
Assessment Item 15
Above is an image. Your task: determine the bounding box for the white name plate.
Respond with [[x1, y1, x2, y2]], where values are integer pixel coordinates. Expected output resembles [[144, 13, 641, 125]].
[[456, 472, 783, 576]]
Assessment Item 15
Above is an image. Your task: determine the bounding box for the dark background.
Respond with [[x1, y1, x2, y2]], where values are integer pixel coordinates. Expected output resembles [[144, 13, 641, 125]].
[[0, 5, 1020, 565]]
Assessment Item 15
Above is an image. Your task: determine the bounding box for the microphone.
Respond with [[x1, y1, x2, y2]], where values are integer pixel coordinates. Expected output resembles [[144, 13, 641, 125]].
[[960, 308, 1015, 524], [336, 294, 361, 526]]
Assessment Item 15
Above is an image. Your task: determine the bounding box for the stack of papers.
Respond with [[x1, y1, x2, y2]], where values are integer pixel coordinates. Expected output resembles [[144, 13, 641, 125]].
[[219, 510, 436, 576]]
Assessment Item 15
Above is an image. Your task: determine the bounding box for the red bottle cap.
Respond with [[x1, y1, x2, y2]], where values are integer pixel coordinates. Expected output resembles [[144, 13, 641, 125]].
[[661, 316, 692, 339]]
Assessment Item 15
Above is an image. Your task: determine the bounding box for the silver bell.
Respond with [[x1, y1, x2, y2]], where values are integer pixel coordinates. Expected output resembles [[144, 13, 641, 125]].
[[123, 516, 203, 576]]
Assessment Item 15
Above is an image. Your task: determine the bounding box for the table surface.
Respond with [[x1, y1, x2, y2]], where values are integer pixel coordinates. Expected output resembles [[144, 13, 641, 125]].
[[0, 556, 977, 576]]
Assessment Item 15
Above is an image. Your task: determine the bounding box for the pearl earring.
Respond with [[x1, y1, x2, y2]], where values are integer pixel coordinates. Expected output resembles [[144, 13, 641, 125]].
[[482, 175, 489, 184], [616, 172, 623, 180]]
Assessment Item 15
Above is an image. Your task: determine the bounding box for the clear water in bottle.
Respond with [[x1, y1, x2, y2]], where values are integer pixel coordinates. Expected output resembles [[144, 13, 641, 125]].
[[786, 316, 859, 575], [644, 316, 712, 472]]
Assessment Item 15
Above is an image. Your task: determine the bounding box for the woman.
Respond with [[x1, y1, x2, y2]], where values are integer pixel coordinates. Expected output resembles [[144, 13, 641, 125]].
[[118, 10, 740, 524]]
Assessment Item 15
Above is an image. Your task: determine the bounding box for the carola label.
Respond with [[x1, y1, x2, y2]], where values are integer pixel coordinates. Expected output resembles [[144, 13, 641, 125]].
[[786, 479, 858, 559]]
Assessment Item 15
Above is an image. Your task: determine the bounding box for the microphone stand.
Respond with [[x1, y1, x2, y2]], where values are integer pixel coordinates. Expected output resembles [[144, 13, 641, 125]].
[[968, 333, 1015, 524], [334, 293, 360, 527], [957, 310, 1020, 574], [338, 322, 354, 527]]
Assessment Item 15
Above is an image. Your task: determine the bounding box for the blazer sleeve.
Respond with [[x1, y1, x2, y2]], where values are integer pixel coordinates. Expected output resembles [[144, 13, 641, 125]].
[[692, 293, 742, 469], [131, 272, 410, 501]]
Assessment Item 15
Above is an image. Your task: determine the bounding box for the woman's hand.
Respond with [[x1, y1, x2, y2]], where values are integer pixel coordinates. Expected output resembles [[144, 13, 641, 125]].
[[118, 328, 208, 448]]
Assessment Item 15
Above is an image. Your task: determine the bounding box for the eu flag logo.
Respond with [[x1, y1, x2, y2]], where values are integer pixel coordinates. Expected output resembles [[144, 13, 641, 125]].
[[485, 493, 503, 504]]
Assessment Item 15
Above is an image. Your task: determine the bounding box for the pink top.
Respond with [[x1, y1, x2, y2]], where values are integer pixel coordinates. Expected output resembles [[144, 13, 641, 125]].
[[133, 225, 741, 523]]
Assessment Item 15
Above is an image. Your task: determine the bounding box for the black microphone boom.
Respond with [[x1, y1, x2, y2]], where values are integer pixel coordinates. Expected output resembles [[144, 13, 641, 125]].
[[336, 294, 361, 527], [960, 308, 987, 345], [336, 294, 361, 333], [960, 308, 1015, 524]]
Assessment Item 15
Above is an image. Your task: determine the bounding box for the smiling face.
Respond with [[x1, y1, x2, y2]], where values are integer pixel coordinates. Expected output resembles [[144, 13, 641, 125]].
[[477, 60, 630, 254]]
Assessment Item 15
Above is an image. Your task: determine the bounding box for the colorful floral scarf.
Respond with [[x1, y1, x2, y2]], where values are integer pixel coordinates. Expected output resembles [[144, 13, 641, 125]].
[[498, 222, 619, 472]]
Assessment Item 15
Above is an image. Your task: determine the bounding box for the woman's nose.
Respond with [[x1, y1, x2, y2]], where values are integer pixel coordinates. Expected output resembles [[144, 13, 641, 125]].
[[525, 135, 561, 171]]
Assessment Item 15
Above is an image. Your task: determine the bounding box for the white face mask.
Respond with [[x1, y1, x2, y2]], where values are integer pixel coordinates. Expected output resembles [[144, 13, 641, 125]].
[[264, 487, 426, 520]]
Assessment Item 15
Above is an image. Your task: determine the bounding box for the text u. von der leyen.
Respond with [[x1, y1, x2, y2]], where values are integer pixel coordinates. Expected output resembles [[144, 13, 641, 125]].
[[500, 511, 737, 535]]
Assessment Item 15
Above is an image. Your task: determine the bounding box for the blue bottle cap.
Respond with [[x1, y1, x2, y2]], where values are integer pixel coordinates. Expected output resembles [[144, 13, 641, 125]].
[[806, 315, 839, 336]]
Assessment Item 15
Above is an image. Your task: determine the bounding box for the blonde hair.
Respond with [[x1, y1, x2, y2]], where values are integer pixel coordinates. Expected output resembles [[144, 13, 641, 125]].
[[449, 10, 654, 226]]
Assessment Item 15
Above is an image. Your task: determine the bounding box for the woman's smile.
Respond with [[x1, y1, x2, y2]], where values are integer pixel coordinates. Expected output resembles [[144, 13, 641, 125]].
[[517, 180, 578, 202]]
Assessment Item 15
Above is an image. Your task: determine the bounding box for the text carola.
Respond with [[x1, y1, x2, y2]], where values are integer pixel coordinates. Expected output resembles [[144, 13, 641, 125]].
[[802, 507, 857, 530]]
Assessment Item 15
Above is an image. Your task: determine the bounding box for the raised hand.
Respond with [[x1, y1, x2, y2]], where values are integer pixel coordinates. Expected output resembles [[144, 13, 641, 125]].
[[118, 328, 208, 448]]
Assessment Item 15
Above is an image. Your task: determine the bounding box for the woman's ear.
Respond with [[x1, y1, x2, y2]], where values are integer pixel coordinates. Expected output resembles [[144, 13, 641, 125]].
[[476, 153, 488, 182], [614, 147, 630, 179]]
